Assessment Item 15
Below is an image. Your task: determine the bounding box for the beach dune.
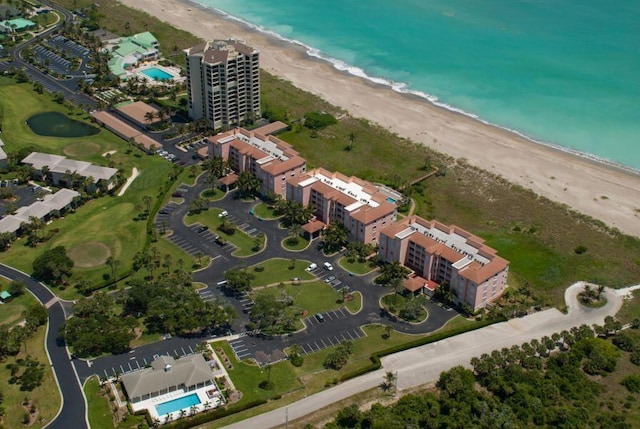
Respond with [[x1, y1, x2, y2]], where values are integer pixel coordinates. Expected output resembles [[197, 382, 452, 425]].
[[122, 0, 640, 238]]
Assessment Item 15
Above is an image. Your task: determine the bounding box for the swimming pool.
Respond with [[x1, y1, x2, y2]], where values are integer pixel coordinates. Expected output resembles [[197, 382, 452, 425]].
[[155, 393, 200, 416], [141, 67, 173, 81]]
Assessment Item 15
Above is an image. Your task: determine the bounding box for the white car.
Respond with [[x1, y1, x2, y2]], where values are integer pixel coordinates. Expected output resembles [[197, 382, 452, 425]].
[[306, 263, 317, 271], [323, 262, 334, 271], [218, 210, 228, 217]]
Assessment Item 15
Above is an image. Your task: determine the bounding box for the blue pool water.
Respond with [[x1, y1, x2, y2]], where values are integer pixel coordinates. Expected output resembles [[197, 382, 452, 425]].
[[155, 393, 200, 416], [141, 67, 173, 81]]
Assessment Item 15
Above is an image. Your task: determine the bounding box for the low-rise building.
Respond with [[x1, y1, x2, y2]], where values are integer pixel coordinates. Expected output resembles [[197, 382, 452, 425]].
[[209, 127, 307, 197], [106, 31, 159, 77], [22, 152, 117, 192], [287, 168, 397, 244], [378, 215, 509, 311], [91, 111, 161, 153]]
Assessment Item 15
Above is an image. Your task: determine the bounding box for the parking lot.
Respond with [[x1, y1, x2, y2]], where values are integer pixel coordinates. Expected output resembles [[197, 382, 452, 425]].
[[97, 346, 198, 379], [33, 45, 72, 74], [49, 35, 90, 57], [297, 327, 366, 356], [189, 223, 239, 253], [0, 182, 42, 217]]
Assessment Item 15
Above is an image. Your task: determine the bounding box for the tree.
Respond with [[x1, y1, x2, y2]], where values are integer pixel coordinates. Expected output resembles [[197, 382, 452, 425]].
[[322, 222, 349, 253], [236, 171, 262, 198], [105, 257, 120, 287], [142, 195, 153, 214], [376, 261, 411, 287], [224, 268, 254, 296], [32, 246, 74, 286], [8, 280, 25, 297], [346, 131, 356, 151]]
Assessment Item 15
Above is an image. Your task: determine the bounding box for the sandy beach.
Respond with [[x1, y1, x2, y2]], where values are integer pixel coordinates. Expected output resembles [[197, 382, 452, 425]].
[[122, 0, 640, 238]]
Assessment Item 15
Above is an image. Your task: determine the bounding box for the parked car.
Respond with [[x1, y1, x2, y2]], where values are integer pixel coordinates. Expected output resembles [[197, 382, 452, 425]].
[[197, 225, 209, 233], [324, 275, 336, 283], [315, 313, 325, 322], [306, 263, 318, 271], [218, 210, 228, 217], [323, 262, 334, 271]]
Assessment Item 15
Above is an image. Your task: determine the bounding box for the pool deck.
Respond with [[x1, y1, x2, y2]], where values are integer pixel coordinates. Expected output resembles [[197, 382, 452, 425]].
[[130, 61, 184, 85], [131, 384, 224, 422]]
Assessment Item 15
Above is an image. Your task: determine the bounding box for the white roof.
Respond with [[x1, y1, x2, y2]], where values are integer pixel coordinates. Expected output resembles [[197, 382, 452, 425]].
[[21, 152, 117, 182], [0, 215, 25, 233], [42, 189, 80, 211], [15, 202, 52, 220], [81, 164, 118, 181], [22, 152, 65, 170], [312, 171, 380, 208]]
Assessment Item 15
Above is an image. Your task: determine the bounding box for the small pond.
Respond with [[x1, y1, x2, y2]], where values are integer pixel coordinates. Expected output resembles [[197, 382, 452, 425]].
[[27, 111, 99, 137]]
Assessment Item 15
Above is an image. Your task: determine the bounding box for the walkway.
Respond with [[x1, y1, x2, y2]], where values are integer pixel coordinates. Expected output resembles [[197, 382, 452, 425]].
[[224, 282, 626, 428], [117, 167, 139, 196]]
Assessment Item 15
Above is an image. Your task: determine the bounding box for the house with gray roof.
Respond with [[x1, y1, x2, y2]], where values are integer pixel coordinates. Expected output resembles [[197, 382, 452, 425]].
[[22, 152, 118, 192], [0, 214, 26, 236], [121, 354, 215, 404], [42, 188, 81, 216]]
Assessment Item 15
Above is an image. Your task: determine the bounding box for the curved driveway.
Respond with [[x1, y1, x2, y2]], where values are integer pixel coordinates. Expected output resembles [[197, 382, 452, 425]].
[[0, 264, 88, 429]]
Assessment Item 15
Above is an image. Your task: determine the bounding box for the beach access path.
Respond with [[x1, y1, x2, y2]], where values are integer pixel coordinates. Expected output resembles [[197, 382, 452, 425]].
[[223, 282, 629, 428], [121, 0, 640, 238]]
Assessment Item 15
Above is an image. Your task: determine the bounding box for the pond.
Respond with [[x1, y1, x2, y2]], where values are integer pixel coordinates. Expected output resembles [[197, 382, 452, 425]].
[[27, 111, 99, 137]]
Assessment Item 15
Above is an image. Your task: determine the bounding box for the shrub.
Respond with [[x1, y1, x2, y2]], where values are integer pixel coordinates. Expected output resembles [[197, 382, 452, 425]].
[[575, 245, 588, 254], [304, 111, 337, 130], [622, 375, 640, 393], [612, 332, 635, 352]]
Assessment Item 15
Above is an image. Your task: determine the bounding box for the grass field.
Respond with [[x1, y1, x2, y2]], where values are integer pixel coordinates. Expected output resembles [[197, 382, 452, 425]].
[[248, 258, 314, 286], [252, 202, 281, 220], [257, 281, 347, 316], [338, 257, 378, 275], [345, 291, 363, 314], [281, 236, 310, 251], [84, 376, 114, 429], [0, 322, 60, 429], [0, 81, 194, 299]]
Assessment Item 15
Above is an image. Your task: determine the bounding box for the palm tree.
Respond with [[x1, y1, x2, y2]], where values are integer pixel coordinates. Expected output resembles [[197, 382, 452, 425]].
[[106, 257, 120, 287], [142, 195, 152, 214], [144, 111, 155, 125], [236, 171, 261, 198], [346, 131, 356, 151]]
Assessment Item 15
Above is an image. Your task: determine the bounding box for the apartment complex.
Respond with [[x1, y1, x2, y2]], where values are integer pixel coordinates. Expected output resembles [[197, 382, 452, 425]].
[[379, 215, 509, 310], [209, 128, 306, 197], [287, 168, 397, 244], [185, 40, 260, 130]]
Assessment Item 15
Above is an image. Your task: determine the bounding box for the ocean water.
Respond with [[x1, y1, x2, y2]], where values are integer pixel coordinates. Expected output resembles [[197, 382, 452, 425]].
[[198, 0, 640, 170]]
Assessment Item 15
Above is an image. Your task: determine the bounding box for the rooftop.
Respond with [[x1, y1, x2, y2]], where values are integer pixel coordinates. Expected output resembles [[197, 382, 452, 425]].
[[22, 152, 117, 182], [116, 101, 160, 125], [121, 354, 213, 401]]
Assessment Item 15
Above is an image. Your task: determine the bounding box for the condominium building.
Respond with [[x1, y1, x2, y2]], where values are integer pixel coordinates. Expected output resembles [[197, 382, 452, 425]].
[[209, 127, 306, 197], [287, 168, 398, 244], [379, 215, 509, 311], [185, 40, 260, 130]]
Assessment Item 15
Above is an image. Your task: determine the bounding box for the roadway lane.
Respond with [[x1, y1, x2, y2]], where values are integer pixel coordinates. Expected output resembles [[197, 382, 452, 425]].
[[0, 264, 88, 429]]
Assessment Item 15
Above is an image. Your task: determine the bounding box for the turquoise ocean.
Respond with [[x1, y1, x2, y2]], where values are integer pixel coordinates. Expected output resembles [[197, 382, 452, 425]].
[[196, 0, 640, 170]]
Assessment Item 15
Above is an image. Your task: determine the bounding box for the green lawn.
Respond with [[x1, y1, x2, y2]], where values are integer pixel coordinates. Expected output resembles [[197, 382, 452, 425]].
[[345, 291, 363, 314], [281, 235, 310, 251], [185, 208, 263, 257], [0, 293, 33, 326], [0, 81, 193, 299], [381, 293, 428, 323], [84, 376, 114, 429], [615, 290, 640, 325], [0, 324, 60, 429], [216, 342, 303, 405], [257, 281, 347, 316], [201, 188, 225, 201], [338, 257, 378, 275], [252, 202, 281, 220], [248, 258, 314, 286]]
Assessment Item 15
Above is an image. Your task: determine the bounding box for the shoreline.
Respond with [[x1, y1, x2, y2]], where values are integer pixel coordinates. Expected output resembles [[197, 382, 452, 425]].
[[121, 0, 640, 238]]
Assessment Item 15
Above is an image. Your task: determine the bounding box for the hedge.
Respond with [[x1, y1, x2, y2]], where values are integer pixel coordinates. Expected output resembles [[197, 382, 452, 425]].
[[164, 400, 268, 429]]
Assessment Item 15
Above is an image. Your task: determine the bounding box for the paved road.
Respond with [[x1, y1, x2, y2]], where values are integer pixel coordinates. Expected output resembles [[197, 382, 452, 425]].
[[0, 264, 88, 429], [224, 282, 629, 428]]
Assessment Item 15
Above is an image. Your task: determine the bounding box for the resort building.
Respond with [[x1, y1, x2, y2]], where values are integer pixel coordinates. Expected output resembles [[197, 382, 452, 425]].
[[91, 111, 161, 153], [209, 127, 306, 197], [115, 101, 161, 128], [0, 188, 80, 236], [286, 168, 398, 244], [378, 215, 510, 311], [105, 31, 160, 78], [121, 354, 224, 421], [185, 40, 260, 129], [0, 18, 36, 34], [22, 152, 118, 192]]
